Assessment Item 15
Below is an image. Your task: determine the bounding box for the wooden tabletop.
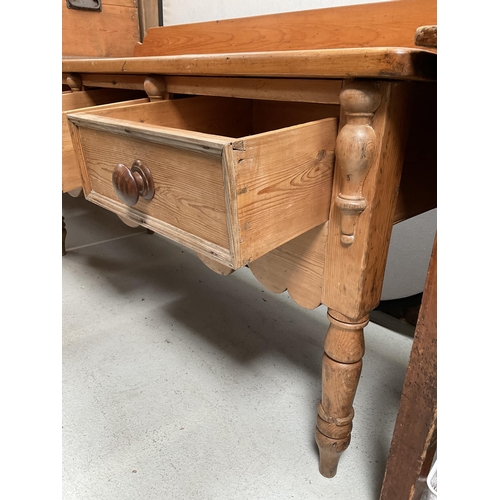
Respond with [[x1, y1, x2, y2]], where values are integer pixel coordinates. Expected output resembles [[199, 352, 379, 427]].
[[62, 47, 436, 82]]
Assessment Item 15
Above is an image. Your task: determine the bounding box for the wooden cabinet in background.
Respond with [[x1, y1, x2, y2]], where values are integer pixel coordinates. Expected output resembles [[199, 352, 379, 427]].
[[62, 0, 158, 188], [62, 0, 159, 58]]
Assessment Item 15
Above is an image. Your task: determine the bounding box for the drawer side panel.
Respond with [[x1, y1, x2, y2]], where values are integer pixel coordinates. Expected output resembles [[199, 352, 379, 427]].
[[233, 118, 337, 264]]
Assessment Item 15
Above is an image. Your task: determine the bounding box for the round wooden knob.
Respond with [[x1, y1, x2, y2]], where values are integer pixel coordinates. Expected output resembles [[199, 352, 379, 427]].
[[112, 160, 154, 206]]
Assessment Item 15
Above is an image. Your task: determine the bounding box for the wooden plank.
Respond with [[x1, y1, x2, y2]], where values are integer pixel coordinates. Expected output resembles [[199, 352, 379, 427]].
[[232, 118, 337, 266], [252, 100, 340, 134], [196, 253, 235, 275], [379, 236, 437, 500], [248, 222, 328, 309], [67, 115, 92, 195], [87, 192, 233, 267], [81, 74, 146, 90], [62, 88, 146, 112], [62, 0, 140, 57], [61, 47, 437, 82], [62, 90, 149, 192], [165, 76, 342, 104], [222, 145, 241, 267], [134, 0, 436, 56], [68, 114, 232, 156], [71, 96, 254, 138], [77, 127, 231, 249]]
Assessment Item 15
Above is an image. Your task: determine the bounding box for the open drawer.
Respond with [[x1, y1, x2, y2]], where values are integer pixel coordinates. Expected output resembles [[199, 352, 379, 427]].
[[67, 96, 338, 268], [62, 89, 148, 192]]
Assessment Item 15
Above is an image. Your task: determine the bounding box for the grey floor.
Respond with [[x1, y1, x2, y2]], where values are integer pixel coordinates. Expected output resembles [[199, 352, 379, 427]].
[[62, 192, 416, 500]]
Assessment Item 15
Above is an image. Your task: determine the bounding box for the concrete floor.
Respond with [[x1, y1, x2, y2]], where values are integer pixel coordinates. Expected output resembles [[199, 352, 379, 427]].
[[62, 192, 416, 500]]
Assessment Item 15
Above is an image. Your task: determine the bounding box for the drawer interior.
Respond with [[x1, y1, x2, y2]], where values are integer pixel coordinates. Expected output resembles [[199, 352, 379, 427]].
[[62, 88, 147, 113], [80, 96, 340, 138]]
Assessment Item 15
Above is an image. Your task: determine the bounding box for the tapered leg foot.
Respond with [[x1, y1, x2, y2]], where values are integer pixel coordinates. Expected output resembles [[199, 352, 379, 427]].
[[315, 428, 350, 478], [315, 311, 367, 477]]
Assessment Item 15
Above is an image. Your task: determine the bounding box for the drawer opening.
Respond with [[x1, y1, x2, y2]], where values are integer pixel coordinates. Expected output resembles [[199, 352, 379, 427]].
[[77, 95, 340, 140], [62, 88, 147, 113]]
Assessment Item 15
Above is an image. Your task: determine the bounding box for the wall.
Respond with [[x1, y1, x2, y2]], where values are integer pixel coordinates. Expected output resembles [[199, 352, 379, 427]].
[[162, 0, 386, 26]]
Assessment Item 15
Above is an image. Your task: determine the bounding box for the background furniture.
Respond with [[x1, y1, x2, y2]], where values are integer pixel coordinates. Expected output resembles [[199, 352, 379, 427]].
[[379, 25, 437, 499], [62, 0, 159, 253], [380, 235, 437, 499]]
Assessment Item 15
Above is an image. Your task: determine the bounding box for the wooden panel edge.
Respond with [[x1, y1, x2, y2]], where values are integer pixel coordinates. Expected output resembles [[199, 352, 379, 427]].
[[165, 76, 342, 104], [222, 145, 241, 269], [248, 222, 329, 310], [66, 113, 230, 156], [62, 48, 437, 82], [86, 192, 234, 267], [66, 119, 90, 194], [235, 116, 337, 263], [82, 74, 146, 91]]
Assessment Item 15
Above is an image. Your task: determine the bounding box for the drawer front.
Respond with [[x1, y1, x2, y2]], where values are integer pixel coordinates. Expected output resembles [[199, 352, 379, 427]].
[[78, 127, 230, 250], [62, 89, 148, 192], [68, 97, 337, 268]]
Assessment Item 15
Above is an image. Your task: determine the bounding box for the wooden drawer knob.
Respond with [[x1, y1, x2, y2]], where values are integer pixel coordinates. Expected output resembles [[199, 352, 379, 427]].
[[112, 159, 154, 206]]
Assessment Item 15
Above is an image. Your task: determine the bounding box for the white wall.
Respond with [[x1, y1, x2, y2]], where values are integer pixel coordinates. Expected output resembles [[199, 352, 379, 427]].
[[160, 0, 437, 300], [162, 0, 386, 26], [381, 209, 436, 300]]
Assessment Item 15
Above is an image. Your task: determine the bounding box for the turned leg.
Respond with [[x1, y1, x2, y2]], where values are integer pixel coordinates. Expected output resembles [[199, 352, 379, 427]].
[[62, 216, 67, 256], [319, 79, 413, 477], [315, 311, 367, 477]]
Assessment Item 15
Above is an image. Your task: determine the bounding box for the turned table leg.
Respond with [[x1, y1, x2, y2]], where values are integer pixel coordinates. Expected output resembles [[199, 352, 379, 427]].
[[317, 78, 413, 477], [315, 311, 367, 477]]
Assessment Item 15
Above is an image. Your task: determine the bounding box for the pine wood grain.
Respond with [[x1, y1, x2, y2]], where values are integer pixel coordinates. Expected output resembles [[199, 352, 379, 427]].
[[252, 100, 340, 134], [164, 77, 342, 104], [62, 90, 148, 192], [232, 118, 336, 266], [81, 74, 147, 90], [61, 47, 437, 82], [248, 222, 328, 309], [196, 253, 235, 276], [68, 96, 338, 268], [134, 0, 436, 56], [62, 0, 140, 57], [322, 81, 413, 321], [78, 96, 254, 138], [78, 127, 230, 248], [87, 191, 234, 266]]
